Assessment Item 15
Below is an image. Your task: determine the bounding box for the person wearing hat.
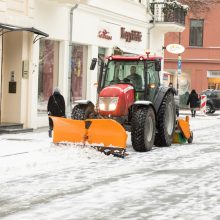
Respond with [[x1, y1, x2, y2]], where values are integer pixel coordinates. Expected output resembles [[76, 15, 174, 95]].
[[47, 87, 66, 137]]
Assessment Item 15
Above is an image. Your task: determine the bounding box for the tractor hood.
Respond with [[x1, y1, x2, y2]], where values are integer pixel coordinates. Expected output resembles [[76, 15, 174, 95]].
[[99, 84, 135, 116]]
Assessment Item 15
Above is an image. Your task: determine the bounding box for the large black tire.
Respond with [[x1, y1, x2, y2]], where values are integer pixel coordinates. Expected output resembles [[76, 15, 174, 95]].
[[206, 103, 215, 114], [131, 106, 156, 152], [155, 92, 176, 147], [210, 109, 215, 114], [71, 103, 94, 120], [206, 103, 212, 114]]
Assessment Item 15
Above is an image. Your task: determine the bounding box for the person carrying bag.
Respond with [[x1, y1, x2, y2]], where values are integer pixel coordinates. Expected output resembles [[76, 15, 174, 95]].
[[47, 87, 66, 137], [187, 89, 199, 117]]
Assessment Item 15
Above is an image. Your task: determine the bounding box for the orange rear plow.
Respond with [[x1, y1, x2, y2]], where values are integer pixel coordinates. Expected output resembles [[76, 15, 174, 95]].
[[173, 116, 193, 144], [50, 116, 127, 157]]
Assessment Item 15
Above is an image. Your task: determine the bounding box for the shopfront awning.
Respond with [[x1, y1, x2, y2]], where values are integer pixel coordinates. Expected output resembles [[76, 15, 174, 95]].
[[0, 23, 49, 43]]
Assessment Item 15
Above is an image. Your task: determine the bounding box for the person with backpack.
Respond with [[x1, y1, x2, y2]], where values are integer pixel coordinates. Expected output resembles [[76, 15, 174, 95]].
[[187, 89, 199, 117], [47, 87, 66, 137]]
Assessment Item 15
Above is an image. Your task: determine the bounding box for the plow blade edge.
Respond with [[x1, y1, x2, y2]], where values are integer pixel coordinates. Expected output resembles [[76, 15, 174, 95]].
[[50, 117, 127, 155]]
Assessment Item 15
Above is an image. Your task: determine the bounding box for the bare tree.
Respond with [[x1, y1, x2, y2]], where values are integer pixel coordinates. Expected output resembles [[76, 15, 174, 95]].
[[177, 0, 220, 15]]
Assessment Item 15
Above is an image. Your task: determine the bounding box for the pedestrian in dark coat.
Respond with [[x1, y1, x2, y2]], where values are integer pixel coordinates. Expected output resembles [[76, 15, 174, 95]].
[[187, 89, 199, 117], [47, 88, 66, 137]]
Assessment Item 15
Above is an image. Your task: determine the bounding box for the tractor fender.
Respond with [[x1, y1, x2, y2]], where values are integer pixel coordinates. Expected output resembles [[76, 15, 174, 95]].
[[73, 100, 95, 110], [132, 100, 156, 115], [71, 100, 95, 120], [74, 100, 94, 106], [154, 87, 173, 113]]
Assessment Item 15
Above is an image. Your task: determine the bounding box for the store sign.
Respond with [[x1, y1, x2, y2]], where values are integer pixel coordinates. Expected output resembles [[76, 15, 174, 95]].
[[207, 70, 220, 78], [120, 27, 142, 42], [98, 29, 112, 40], [166, 44, 185, 54]]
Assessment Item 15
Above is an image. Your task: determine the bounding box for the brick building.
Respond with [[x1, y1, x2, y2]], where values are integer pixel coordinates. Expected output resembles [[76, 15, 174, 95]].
[[164, 2, 220, 106]]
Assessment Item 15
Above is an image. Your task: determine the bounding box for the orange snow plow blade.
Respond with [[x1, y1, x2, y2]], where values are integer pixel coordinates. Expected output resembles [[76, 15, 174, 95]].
[[50, 116, 127, 157], [173, 116, 193, 144]]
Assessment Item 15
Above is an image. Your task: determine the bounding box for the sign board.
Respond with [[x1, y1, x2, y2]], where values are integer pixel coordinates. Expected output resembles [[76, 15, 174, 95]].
[[9, 81, 16, 93], [178, 60, 181, 74], [22, 60, 29, 79], [166, 44, 185, 54]]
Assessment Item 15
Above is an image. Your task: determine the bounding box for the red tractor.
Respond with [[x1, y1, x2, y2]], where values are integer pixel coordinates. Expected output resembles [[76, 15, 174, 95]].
[[50, 53, 193, 157], [68, 53, 177, 153]]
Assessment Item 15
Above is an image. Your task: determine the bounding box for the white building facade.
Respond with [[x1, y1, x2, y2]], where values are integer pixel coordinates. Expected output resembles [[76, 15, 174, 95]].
[[0, 0, 185, 129]]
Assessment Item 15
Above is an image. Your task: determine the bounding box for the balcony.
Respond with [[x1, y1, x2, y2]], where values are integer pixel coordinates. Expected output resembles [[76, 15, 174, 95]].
[[150, 1, 188, 32]]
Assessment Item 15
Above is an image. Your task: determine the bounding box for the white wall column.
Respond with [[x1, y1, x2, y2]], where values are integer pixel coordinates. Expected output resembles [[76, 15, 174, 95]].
[[58, 40, 69, 107], [86, 45, 98, 104], [31, 41, 40, 129]]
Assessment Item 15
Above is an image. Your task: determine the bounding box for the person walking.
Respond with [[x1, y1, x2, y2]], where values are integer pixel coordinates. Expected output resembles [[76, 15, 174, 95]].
[[47, 87, 66, 137], [187, 89, 199, 117]]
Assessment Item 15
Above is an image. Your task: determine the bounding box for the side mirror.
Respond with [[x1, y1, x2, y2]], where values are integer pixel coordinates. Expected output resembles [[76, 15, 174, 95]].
[[155, 60, 161, 71], [90, 58, 97, 70]]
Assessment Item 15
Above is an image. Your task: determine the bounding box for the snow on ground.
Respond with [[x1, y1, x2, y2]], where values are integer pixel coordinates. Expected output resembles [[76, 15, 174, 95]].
[[0, 110, 220, 220]]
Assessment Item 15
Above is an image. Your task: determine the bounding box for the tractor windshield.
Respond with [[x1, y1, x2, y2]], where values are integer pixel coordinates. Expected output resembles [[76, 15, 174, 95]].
[[103, 60, 160, 92], [104, 60, 145, 91]]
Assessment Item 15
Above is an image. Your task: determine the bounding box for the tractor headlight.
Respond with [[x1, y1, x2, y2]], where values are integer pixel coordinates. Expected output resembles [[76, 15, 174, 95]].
[[99, 99, 106, 111], [109, 98, 118, 111], [99, 97, 119, 111]]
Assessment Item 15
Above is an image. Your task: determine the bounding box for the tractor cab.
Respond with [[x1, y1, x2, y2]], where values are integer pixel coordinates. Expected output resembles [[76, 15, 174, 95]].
[[98, 55, 162, 102]]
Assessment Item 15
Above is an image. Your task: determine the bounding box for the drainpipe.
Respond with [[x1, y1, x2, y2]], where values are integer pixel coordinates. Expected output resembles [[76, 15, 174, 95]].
[[67, 3, 79, 116], [146, 0, 156, 50]]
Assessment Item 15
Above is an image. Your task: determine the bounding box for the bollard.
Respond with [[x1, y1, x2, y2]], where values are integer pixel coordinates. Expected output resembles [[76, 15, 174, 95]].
[[200, 95, 207, 115]]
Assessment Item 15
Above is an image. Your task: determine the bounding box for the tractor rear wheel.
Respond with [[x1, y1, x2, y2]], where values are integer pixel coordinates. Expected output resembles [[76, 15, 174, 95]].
[[131, 106, 156, 152], [155, 92, 176, 147], [71, 103, 94, 120]]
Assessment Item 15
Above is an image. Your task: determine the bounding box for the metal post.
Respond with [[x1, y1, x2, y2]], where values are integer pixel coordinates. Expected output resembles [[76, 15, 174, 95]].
[[177, 54, 181, 95]]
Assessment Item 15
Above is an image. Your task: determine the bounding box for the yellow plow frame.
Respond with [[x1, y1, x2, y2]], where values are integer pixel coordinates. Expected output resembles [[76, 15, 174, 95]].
[[50, 116, 128, 157]]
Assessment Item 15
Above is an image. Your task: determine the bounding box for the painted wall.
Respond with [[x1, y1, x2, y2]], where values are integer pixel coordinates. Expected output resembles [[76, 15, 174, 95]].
[[164, 4, 220, 94], [2, 32, 23, 123]]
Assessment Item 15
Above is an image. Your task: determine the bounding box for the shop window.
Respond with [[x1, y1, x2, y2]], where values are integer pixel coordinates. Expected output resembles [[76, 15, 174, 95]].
[[71, 44, 87, 101], [189, 19, 204, 47], [38, 39, 59, 113], [208, 82, 220, 90]]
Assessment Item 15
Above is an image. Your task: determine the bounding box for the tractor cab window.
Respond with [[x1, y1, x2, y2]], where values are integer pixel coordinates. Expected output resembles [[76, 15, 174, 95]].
[[146, 61, 160, 85], [104, 60, 144, 91], [145, 61, 160, 102]]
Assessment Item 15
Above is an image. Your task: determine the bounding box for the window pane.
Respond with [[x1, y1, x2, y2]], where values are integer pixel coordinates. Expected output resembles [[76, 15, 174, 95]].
[[190, 19, 204, 47], [38, 39, 59, 113], [71, 44, 87, 101]]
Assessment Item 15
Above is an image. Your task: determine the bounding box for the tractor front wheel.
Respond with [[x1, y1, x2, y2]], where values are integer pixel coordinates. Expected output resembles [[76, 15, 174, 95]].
[[131, 106, 156, 152]]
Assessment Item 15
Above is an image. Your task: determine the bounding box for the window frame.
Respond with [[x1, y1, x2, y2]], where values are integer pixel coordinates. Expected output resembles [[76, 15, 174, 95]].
[[189, 19, 204, 47]]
